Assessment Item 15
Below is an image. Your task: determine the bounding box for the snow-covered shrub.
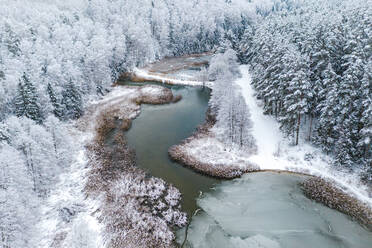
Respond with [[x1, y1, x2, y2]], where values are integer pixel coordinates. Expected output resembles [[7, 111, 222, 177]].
[[102, 172, 186, 247]]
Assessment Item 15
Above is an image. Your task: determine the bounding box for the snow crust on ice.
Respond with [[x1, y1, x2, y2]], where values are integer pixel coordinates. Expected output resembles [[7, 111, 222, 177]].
[[179, 172, 372, 248], [237, 65, 372, 207]]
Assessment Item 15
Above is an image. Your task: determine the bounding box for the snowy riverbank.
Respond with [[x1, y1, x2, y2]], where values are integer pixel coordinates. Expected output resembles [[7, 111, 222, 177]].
[[237, 66, 372, 207], [38, 84, 186, 248], [169, 109, 259, 179], [131, 68, 213, 88], [127, 53, 214, 88], [169, 65, 372, 226], [84, 84, 187, 248]]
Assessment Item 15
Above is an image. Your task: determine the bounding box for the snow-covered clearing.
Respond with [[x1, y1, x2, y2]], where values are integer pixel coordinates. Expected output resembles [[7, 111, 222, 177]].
[[237, 65, 372, 207]]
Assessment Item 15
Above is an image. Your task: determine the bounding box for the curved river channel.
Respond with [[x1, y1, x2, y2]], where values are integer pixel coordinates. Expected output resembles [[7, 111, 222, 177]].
[[118, 81, 372, 247]]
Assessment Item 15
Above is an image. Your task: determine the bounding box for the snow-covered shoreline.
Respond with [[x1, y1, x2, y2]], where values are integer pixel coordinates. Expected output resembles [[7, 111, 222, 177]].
[[237, 65, 372, 207], [168, 64, 372, 227], [169, 110, 259, 179], [38, 84, 186, 247], [131, 68, 213, 88], [83, 84, 186, 248]]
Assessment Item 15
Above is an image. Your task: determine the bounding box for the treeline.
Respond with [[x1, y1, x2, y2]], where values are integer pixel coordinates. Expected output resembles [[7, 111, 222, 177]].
[[238, 0, 371, 169]]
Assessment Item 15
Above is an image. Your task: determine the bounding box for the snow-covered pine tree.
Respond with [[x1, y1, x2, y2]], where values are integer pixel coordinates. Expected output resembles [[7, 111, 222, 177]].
[[316, 63, 339, 154], [358, 62, 372, 164], [47, 83, 63, 118], [14, 73, 42, 123], [62, 79, 83, 119], [333, 54, 365, 166], [279, 48, 310, 145], [3, 24, 20, 56]]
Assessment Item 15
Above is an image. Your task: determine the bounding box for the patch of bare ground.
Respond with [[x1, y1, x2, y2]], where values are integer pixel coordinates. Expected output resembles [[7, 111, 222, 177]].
[[83, 85, 187, 248], [301, 177, 372, 231], [168, 109, 259, 179]]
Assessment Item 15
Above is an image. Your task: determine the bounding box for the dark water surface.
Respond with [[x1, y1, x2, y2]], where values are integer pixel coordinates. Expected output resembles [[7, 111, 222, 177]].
[[125, 84, 219, 215]]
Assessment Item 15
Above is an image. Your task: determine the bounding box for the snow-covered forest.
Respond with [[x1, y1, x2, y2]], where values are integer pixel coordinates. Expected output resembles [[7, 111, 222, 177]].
[[0, 0, 280, 247], [0, 0, 371, 247], [238, 0, 371, 171]]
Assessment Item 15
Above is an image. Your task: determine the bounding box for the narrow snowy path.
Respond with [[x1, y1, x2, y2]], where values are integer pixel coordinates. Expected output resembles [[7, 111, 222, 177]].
[[237, 65, 372, 206], [236, 66, 284, 169]]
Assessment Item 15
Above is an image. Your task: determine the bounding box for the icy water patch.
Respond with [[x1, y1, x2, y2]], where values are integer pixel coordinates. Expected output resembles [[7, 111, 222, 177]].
[[178, 172, 372, 248]]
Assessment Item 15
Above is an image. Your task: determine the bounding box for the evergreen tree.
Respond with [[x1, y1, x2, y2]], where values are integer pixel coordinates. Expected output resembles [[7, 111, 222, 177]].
[[316, 63, 339, 154], [62, 79, 83, 119], [14, 73, 42, 123], [358, 63, 372, 164], [334, 56, 365, 165], [47, 83, 63, 118], [279, 49, 310, 145]]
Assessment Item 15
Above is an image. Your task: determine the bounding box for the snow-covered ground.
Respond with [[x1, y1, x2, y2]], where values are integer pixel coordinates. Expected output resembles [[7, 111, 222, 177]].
[[180, 130, 253, 169], [35, 130, 104, 248], [169, 125, 258, 178], [132, 53, 213, 88], [237, 65, 372, 207], [133, 68, 213, 88]]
